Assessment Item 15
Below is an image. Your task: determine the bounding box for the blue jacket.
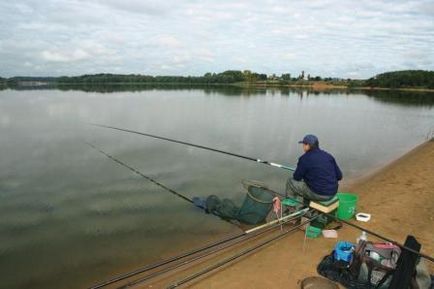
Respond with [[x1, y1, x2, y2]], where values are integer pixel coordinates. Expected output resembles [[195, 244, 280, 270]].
[[293, 148, 342, 196]]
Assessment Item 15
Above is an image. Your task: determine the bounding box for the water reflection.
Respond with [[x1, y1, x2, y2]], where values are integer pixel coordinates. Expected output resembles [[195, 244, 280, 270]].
[[5, 84, 434, 106], [363, 89, 434, 107]]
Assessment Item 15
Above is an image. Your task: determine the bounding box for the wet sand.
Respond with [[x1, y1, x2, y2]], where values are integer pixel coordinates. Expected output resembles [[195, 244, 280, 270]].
[[183, 140, 434, 288]]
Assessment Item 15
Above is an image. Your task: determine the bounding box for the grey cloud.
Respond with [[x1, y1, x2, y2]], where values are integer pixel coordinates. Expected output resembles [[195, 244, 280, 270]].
[[0, 0, 433, 78], [95, 0, 173, 16]]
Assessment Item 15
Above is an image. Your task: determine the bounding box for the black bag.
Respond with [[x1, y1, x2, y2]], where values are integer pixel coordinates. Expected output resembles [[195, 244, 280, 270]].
[[350, 241, 400, 289], [317, 252, 373, 289], [318, 241, 432, 289]]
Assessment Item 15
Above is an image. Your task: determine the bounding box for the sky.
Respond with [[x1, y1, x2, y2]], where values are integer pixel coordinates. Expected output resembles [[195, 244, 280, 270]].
[[0, 0, 433, 78]]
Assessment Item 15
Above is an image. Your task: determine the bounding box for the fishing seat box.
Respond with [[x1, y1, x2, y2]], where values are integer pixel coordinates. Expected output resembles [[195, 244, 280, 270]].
[[309, 196, 339, 213]]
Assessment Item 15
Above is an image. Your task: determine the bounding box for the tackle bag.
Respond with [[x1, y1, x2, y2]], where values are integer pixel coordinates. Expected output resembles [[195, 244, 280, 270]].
[[349, 241, 401, 289], [318, 240, 432, 289]]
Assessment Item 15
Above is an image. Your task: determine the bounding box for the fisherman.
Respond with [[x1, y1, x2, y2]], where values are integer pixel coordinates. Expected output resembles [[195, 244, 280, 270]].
[[286, 134, 342, 202]]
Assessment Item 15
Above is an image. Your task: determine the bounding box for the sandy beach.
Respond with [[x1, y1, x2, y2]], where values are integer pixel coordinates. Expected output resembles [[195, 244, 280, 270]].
[[129, 140, 434, 289], [176, 140, 434, 288]]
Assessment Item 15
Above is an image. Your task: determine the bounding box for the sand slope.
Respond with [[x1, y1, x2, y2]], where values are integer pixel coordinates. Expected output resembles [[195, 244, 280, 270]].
[[184, 140, 434, 288]]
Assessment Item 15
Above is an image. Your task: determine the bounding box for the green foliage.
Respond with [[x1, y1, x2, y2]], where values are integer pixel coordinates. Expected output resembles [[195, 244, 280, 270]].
[[255, 73, 268, 81], [281, 73, 291, 81], [348, 79, 366, 88], [55, 70, 250, 85], [365, 70, 434, 89], [364, 89, 434, 106], [0, 77, 6, 90], [1, 70, 433, 90]]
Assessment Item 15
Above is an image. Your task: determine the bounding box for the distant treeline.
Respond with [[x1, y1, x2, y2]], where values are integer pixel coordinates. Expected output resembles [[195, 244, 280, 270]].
[[55, 70, 263, 84], [53, 70, 345, 84], [1, 70, 433, 89], [0, 77, 7, 89], [365, 70, 434, 89], [1, 70, 341, 86]]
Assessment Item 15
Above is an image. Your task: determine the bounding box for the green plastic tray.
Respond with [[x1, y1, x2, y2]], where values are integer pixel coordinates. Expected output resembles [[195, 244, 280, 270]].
[[281, 198, 299, 207], [306, 225, 322, 238]]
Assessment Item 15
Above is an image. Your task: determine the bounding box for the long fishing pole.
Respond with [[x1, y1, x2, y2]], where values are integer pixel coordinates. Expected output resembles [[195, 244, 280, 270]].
[[89, 231, 245, 289], [90, 123, 296, 171], [86, 142, 193, 203], [166, 215, 318, 289], [88, 195, 307, 289], [120, 210, 308, 289], [86, 142, 246, 231]]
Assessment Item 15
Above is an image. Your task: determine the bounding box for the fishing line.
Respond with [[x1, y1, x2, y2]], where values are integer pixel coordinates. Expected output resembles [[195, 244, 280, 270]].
[[89, 123, 296, 171]]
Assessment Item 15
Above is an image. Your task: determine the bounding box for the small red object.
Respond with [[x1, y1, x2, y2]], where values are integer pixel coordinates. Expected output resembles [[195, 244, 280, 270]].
[[273, 197, 281, 214]]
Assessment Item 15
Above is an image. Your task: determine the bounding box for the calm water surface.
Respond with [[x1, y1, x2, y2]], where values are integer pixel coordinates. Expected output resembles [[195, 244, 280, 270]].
[[0, 87, 433, 288]]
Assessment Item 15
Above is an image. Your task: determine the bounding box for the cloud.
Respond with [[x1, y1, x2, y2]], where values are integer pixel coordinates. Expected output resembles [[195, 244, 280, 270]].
[[152, 35, 183, 49], [196, 49, 215, 63], [0, 0, 433, 77], [281, 53, 297, 61], [96, 0, 171, 16], [41, 49, 90, 63]]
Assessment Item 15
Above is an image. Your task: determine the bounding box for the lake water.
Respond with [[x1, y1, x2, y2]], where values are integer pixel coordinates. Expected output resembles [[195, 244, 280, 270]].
[[0, 86, 433, 289]]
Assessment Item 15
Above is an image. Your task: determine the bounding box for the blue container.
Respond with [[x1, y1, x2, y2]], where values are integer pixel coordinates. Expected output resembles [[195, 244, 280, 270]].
[[334, 241, 355, 263]]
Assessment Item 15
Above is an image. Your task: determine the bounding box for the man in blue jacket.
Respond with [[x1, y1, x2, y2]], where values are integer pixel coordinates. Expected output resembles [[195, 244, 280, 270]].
[[286, 134, 342, 202]]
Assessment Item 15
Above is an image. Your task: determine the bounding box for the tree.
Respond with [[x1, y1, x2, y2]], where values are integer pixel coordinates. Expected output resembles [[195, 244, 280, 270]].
[[281, 73, 291, 81], [255, 73, 267, 81], [299, 71, 305, 80], [243, 70, 256, 82], [365, 70, 434, 88]]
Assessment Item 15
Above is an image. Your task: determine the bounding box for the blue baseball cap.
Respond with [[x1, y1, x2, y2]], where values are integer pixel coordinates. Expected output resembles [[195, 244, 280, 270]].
[[298, 134, 319, 145]]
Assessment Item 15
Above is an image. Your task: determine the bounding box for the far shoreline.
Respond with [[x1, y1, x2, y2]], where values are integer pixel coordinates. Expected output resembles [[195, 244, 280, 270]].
[[234, 81, 434, 93], [4, 81, 434, 93], [3, 70, 433, 93]]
